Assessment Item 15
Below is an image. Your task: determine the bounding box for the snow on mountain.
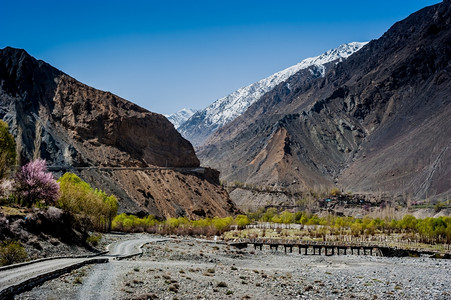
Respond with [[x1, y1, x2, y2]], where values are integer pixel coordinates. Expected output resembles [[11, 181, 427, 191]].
[[165, 108, 198, 129], [179, 42, 368, 146]]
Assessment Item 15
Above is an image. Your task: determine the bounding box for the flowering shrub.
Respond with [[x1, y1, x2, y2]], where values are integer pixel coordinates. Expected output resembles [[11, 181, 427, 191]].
[[14, 159, 60, 207]]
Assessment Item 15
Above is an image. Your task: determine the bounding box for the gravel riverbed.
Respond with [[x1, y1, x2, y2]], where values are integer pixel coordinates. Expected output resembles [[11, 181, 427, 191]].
[[16, 234, 451, 300]]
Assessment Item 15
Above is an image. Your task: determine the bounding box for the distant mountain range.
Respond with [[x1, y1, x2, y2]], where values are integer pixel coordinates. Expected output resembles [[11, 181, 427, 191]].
[[178, 42, 367, 146], [198, 1, 451, 204]]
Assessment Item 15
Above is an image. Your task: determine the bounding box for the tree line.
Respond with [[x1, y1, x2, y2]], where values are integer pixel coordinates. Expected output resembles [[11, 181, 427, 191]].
[[112, 214, 250, 236], [246, 208, 451, 244]]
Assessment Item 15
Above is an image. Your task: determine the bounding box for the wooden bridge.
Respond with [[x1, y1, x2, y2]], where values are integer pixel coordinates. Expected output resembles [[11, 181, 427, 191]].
[[227, 238, 415, 257]]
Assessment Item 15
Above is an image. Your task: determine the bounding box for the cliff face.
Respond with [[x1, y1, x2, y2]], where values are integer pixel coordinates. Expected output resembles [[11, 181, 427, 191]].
[[0, 47, 199, 168], [0, 47, 237, 218], [199, 1, 451, 202]]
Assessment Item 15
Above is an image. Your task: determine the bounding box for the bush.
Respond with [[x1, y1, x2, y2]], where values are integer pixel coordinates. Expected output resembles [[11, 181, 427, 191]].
[[0, 240, 28, 266], [86, 234, 102, 247]]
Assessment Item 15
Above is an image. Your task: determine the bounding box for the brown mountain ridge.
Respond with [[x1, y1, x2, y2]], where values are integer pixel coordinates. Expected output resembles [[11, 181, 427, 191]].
[[0, 47, 237, 218], [198, 1, 451, 204]]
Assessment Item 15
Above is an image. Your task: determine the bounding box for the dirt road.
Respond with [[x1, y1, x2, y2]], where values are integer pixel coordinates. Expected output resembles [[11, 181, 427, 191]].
[[0, 234, 166, 299], [78, 235, 167, 300]]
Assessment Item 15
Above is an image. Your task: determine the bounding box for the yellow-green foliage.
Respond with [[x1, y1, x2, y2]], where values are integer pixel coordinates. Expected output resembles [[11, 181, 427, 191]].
[[112, 213, 158, 231], [191, 217, 212, 228], [415, 216, 451, 243], [212, 216, 234, 231], [235, 215, 250, 227], [261, 208, 277, 222], [112, 206, 451, 244], [86, 234, 102, 247], [57, 172, 118, 232], [113, 214, 243, 236], [0, 120, 16, 179], [279, 211, 295, 224], [330, 187, 341, 197], [246, 208, 451, 244], [0, 240, 27, 266]]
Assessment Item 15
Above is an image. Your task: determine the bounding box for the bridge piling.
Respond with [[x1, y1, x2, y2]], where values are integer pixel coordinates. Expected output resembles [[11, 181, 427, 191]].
[[284, 245, 293, 253], [254, 243, 263, 251]]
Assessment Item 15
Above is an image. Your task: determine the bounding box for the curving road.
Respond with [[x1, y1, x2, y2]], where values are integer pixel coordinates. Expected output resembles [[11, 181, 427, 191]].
[[107, 235, 163, 257], [78, 235, 167, 300], [0, 234, 167, 299]]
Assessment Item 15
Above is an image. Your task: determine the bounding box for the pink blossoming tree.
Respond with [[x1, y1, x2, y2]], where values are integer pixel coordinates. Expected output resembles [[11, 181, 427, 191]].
[[14, 159, 60, 207]]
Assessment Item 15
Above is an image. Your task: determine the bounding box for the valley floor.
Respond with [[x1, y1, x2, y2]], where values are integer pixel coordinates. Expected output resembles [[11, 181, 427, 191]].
[[16, 234, 451, 300]]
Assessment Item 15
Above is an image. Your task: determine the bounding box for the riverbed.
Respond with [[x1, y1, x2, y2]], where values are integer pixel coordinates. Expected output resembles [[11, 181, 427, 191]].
[[16, 234, 451, 300]]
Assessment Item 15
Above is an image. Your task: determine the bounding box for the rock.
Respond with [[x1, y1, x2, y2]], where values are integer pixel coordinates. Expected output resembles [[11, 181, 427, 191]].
[[198, 1, 451, 204], [0, 47, 237, 218]]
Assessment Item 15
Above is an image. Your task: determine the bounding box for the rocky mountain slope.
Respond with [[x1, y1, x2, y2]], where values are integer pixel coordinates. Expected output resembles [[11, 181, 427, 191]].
[[0, 47, 237, 218], [198, 1, 451, 204], [165, 108, 197, 129], [178, 42, 367, 146]]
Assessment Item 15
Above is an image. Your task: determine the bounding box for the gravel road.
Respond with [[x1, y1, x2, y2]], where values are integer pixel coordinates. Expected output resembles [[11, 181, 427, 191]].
[[0, 233, 165, 299], [15, 234, 451, 300], [78, 235, 167, 300], [0, 258, 87, 291], [107, 235, 167, 257]]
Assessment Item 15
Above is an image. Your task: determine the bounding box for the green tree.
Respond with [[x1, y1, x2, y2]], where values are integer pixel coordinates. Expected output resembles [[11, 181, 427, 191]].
[[279, 211, 295, 224], [399, 215, 417, 232], [235, 215, 250, 227], [261, 208, 277, 222], [212, 216, 233, 232], [57, 172, 118, 232], [0, 120, 16, 179]]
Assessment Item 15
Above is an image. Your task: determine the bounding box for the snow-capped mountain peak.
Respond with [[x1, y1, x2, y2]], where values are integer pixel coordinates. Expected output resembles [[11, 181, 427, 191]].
[[165, 108, 198, 129], [179, 42, 368, 146]]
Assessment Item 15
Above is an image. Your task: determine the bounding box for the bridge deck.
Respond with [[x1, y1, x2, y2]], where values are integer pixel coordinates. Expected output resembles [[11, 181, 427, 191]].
[[228, 239, 394, 256]]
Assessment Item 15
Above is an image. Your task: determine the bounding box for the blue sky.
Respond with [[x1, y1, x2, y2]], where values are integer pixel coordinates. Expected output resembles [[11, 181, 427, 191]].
[[0, 0, 440, 115]]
